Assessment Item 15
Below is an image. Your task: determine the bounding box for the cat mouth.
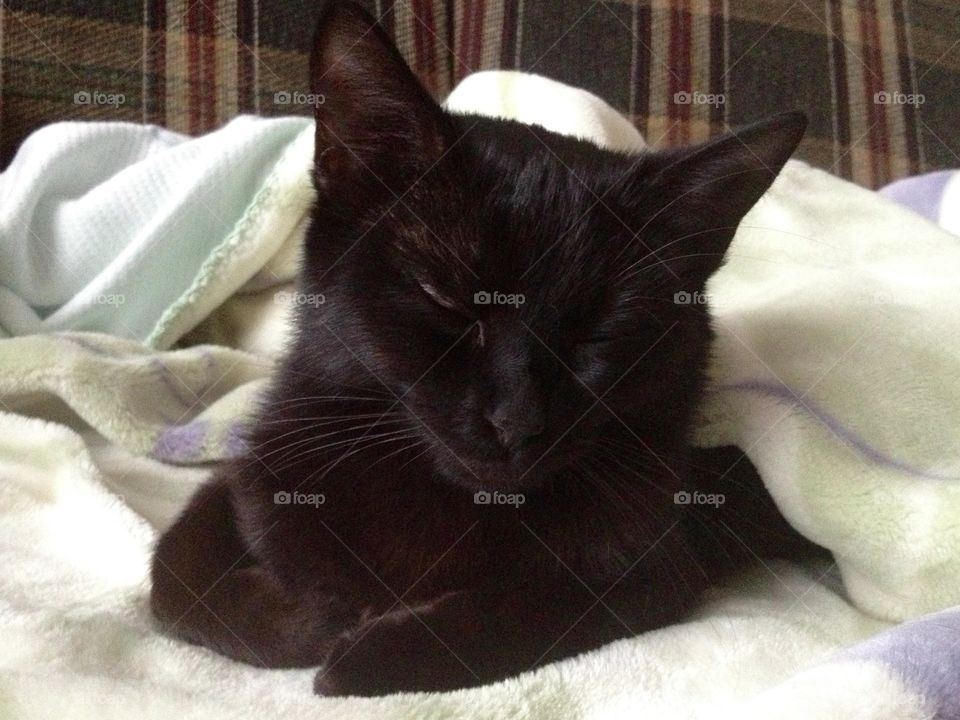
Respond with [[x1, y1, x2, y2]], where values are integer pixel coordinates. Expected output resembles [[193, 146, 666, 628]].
[[433, 449, 564, 494]]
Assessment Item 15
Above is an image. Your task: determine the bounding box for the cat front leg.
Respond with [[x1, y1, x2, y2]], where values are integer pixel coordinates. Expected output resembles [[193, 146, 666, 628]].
[[150, 478, 355, 667], [312, 585, 630, 696]]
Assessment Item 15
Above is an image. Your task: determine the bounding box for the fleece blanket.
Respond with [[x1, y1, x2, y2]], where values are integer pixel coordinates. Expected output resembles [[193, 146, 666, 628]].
[[880, 170, 960, 237], [1, 71, 959, 719]]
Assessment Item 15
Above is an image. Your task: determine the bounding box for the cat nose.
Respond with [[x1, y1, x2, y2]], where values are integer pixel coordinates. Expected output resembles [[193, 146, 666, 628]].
[[485, 407, 545, 453]]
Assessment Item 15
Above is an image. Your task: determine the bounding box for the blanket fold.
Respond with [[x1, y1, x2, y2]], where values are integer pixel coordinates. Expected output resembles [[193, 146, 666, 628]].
[[0, 116, 313, 349]]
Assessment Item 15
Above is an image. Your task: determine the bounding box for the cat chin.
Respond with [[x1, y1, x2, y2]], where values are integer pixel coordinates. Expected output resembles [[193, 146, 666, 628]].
[[429, 451, 565, 495]]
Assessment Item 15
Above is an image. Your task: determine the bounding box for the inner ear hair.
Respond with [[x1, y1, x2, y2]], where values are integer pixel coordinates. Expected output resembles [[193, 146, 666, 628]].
[[309, 1, 449, 192]]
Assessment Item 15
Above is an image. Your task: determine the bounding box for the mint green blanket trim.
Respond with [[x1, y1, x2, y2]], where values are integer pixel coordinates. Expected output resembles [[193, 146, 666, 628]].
[[146, 124, 314, 350]]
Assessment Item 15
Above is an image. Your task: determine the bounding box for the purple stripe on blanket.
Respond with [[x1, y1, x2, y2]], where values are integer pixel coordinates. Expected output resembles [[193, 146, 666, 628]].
[[879, 170, 953, 224], [152, 420, 208, 462], [719, 381, 959, 482], [840, 606, 960, 720], [224, 421, 250, 457]]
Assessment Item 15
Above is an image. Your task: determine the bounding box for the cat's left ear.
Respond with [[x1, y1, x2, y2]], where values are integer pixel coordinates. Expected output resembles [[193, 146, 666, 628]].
[[309, 1, 448, 195], [644, 111, 807, 285]]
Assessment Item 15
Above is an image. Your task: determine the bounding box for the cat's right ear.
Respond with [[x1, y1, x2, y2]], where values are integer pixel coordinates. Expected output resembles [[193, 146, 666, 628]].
[[309, 1, 447, 195]]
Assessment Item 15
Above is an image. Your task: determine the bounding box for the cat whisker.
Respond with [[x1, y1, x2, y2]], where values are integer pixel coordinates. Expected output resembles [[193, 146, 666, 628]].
[[269, 394, 394, 409], [592, 441, 674, 494], [618, 252, 727, 283], [267, 427, 418, 474], [250, 416, 410, 458], [615, 226, 738, 281], [360, 438, 429, 473], [301, 433, 424, 483], [609, 162, 788, 270], [397, 443, 433, 470], [262, 424, 416, 471], [258, 412, 405, 425]]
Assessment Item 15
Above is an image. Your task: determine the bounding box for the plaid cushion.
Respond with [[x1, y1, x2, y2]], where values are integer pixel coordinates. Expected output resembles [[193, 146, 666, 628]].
[[2, 0, 958, 188]]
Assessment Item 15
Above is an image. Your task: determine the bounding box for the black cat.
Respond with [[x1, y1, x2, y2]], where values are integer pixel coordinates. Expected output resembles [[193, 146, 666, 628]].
[[151, 0, 820, 697]]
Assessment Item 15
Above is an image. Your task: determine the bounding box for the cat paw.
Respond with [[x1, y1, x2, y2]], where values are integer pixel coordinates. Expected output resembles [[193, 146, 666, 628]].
[[312, 615, 411, 696], [312, 595, 477, 696]]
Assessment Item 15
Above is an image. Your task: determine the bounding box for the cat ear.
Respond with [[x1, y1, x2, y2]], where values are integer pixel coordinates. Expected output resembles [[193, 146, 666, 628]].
[[309, 1, 447, 195], [645, 111, 807, 286]]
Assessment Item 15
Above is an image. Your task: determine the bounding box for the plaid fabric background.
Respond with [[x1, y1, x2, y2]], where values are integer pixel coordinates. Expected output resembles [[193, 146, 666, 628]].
[[1, 0, 958, 188]]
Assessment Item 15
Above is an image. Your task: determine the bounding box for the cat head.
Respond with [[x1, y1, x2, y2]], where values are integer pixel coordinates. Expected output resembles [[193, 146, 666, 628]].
[[292, 1, 805, 493]]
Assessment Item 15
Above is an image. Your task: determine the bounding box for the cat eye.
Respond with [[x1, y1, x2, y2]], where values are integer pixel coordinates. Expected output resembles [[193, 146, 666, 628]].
[[418, 282, 459, 312], [574, 335, 620, 345], [418, 283, 474, 323], [414, 280, 482, 344], [572, 312, 664, 348], [574, 336, 616, 347], [573, 329, 657, 348]]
